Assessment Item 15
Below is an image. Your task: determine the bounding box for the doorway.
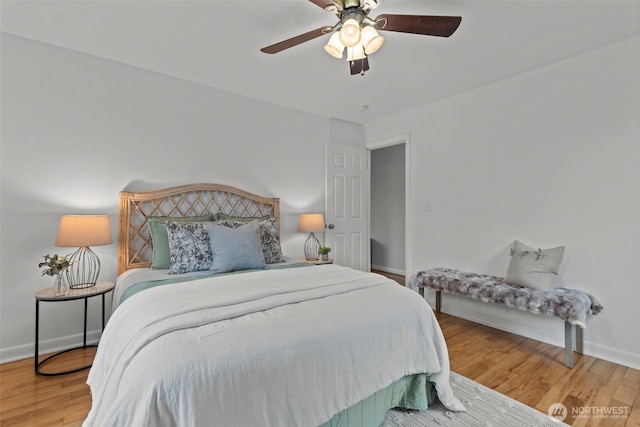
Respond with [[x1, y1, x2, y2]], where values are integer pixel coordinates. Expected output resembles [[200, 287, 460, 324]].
[[368, 136, 408, 283]]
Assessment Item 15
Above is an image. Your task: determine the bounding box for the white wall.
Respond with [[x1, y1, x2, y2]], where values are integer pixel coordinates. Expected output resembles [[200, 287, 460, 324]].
[[0, 33, 333, 362], [329, 118, 366, 147], [365, 36, 640, 369]]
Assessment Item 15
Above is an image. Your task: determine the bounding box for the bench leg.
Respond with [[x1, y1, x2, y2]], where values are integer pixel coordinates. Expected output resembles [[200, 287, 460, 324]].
[[418, 288, 441, 313], [576, 325, 584, 355], [565, 321, 574, 368]]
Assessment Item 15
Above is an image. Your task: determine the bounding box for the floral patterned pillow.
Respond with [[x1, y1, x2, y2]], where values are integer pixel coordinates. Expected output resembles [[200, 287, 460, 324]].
[[166, 221, 213, 274], [148, 214, 214, 269], [215, 217, 285, 264]]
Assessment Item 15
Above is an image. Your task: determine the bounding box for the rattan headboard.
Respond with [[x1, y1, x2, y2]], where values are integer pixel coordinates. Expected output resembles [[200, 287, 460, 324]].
[[118, 183, 280, 275]]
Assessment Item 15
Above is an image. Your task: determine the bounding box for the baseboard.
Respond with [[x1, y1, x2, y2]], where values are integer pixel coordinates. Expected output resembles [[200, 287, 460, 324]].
[[371, 265, 405, 276], [585, 341, 640, 371], [424, 293, 640, 371], [0, 330, 102, 364]]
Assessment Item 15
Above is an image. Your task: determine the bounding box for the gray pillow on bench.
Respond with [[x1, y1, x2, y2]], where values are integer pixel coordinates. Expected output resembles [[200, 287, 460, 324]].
[[505, 240, 564, 289]]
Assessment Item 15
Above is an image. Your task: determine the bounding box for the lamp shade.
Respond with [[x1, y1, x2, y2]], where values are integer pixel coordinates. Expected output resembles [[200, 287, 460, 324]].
[[55, 215, 113, 247], [298, 214, 325, 233]]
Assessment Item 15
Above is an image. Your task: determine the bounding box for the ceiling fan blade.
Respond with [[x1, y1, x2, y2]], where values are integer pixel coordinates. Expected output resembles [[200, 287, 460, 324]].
[[261, 27, 329, 54], [375, 14, 462, 37], [308, 0, 342, 11]]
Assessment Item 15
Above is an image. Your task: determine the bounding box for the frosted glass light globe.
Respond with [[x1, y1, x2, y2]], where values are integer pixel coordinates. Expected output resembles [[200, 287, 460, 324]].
[[339, 18, 361, 48], [361, 26, 384, 54], [324, 32, 345, 58], [346, 43, 366, 61]]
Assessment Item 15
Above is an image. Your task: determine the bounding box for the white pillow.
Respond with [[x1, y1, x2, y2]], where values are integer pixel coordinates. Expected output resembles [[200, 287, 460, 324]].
[[207, 220, 266, 274], [505, 240, 564, 289]]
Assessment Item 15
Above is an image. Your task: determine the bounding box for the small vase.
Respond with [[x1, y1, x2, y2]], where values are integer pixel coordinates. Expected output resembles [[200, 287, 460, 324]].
[[321, 254, 329, 262], [53, 272, 67, 296]]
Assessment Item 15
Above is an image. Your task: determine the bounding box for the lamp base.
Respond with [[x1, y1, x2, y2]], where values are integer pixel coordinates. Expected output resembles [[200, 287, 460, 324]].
[[304, 233, 320, 261], [66, 246, 100, 289]]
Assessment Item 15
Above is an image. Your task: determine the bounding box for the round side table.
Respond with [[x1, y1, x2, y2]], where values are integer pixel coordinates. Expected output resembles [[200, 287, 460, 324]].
[[34, 281, 114, 376]]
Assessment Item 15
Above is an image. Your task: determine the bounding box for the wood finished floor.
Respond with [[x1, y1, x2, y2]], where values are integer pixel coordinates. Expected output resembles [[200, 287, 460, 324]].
[[372, 269, 405, 286], [1, 285, 638, 426]]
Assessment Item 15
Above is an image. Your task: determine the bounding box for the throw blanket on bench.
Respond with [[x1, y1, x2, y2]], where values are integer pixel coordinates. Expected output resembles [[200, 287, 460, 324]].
[[410, 268, 603, 328]]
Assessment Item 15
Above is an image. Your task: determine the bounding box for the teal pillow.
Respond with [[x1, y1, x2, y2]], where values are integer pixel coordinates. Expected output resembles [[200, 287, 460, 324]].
[[215, 217, 285, 264], [207, 221, 266, 274], [148, 215, 214, 269]]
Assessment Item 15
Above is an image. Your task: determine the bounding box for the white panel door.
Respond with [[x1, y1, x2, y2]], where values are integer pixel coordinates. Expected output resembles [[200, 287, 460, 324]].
[[325, 143, 369, 271]]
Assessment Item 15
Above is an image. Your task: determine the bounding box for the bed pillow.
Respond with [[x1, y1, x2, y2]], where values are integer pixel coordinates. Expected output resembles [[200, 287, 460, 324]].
[[215, 212, 271, 222], [505, 240, 565, 289], [216, 217, 285, 264], [166, 221, 213, 274], [207, 221, 266, 273], [148, 215, 214, 269]]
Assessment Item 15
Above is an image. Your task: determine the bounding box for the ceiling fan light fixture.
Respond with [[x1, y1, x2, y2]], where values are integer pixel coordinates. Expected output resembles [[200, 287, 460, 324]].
[[324, 32, 345, 58], [363, 0, 379, 10], [346, 43, 366, 61], [360, 25, 384, 54], [339, 18, 361, 48]]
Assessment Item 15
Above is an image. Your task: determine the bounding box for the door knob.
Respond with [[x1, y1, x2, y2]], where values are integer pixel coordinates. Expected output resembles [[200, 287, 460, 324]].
[[327, 224, 335, 229]]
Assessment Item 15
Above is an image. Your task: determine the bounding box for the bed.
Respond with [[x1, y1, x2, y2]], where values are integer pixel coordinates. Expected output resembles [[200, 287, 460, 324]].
[[84, 183, 464, 427]]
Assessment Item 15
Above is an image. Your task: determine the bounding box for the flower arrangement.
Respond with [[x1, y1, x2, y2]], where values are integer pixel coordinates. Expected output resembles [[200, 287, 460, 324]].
[[38, 254, 73, 276]]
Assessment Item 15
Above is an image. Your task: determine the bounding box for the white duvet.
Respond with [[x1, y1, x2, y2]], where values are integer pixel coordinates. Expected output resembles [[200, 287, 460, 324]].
[[85, 265, 464, 427]]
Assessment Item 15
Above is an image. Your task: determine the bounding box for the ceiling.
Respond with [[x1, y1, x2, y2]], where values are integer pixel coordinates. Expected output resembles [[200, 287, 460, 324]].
[[1, 0, 639, 124]]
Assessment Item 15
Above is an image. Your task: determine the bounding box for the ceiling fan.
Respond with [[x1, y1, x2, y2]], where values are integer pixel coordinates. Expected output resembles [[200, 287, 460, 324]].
[[260, 0, 462, 76]]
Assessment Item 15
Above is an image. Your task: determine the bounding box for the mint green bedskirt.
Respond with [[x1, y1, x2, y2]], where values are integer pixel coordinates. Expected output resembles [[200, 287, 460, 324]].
[[320, 374, 435, 427]]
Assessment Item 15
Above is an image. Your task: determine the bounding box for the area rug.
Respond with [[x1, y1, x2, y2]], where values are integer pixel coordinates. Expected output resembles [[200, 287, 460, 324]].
[[382, 372, 569, 426]]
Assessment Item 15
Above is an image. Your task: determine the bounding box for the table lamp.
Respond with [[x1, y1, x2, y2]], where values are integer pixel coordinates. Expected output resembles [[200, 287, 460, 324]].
[[55, 215, 113, 288], [298, 213, 325, 261]]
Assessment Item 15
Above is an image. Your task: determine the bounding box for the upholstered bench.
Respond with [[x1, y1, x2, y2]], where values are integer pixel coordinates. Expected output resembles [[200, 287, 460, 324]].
[[409, 267, 603, 368]]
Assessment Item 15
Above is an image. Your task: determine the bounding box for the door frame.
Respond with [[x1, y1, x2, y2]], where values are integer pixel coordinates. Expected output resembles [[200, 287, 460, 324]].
[[366, 133, 411, 284]]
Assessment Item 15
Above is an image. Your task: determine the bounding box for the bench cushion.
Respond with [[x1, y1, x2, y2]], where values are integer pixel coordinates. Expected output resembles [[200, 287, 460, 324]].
[[409, 268, 603, 328]]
